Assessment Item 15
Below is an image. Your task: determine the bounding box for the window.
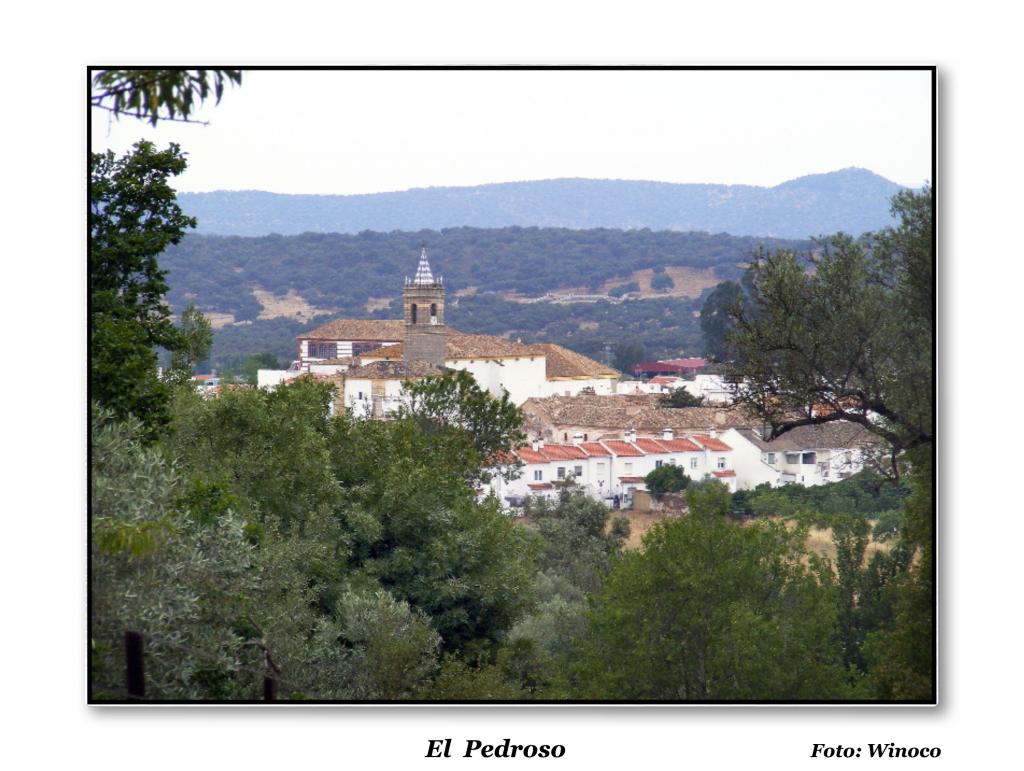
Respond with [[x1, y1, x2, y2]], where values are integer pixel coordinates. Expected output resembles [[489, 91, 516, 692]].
[[430, 303, 438, 325], [534, 470, 543, 481], [557, 467, 566, 480], [766, 452, 776, 464], [844, 451, 853, 464], [690, 457, 699, 469], [818, 462, 830, 478], [574, 465, 583, 478], [802, 452, 817, 465], [655, 460, 663, 468], [352, 344, 361, 356], [411, 304, 417, 324], [785, 452, 800, 465], [624, 462, 633, 474], [717, 457, 726, 469], [597, 462, 605, 475]]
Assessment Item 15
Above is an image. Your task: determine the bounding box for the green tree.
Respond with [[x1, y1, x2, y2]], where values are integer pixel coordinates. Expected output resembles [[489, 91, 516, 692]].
[[699, 280, 743, 361], [612, 340, 646, 374], [727, 187, 933, 456], [726, 187, 934, 701], [572, 482, 849, 700], [658, 388, 705, 408], [90, 140, 196, 438], [643, 464, 690, 498], [165, 303, 213, 386], [91, 69, 242, 125], [398, 370, 525, 484], [650, 272, 674, 291], [240, 351, 284, 385]]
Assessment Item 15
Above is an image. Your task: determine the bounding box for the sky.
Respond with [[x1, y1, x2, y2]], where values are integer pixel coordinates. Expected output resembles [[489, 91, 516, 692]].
[[89, 69, 932, 195]]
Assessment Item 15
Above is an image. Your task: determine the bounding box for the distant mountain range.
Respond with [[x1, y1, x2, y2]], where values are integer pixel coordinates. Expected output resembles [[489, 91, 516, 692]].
[[177, 168, 910, 239]]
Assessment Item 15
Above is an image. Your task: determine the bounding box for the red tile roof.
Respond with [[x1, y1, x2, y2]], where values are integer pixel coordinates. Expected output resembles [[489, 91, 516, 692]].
[[633, 437, 668, 454], [662, 358, 707, 368], [693, 434, 732, 452], [618, 476, 646, 483], [712, 470, 736, 478], [517, 447, 549, 464], [601, 440, 645, 457], [660, 437, 703, 453], [541, 444, 590, 460], [528, 483, 554, 490], [649, 376, 681, 384], [580, 442, 611, 456]]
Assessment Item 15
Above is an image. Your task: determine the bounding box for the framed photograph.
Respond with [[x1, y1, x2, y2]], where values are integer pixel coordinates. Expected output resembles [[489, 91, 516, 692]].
[[88, 66, 934, 705]]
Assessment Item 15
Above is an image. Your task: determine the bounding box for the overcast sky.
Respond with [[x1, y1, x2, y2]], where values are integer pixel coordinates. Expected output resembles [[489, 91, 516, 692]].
[[90, 69, 932, 195]]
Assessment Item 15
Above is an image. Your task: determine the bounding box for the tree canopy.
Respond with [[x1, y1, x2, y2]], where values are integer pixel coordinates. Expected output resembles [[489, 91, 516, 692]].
[[91, 69, 242, 125], [90, 140, 197, 437]]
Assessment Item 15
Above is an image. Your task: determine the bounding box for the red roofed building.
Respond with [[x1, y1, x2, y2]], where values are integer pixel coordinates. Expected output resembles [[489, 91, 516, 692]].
[[632, 357, 707, 378]]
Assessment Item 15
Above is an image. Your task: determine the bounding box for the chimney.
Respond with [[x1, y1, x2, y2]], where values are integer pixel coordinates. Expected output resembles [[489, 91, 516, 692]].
[[572, 432, 584, 445], [537, 438, 545, 449], [532, 439, 540, 452], [624, 428, 637, 444], [708, 428, 718, 439], [661, 428, 674, 441]]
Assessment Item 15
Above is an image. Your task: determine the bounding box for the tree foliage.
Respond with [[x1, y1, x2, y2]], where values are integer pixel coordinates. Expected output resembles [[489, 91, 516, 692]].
[[91, 69, 242, 125], [727, 186, 933, 456], [658, 388, 705, 408], [90, 140, 197, 437], [573, 483, 850, 700], [643, 464, 690, 498], [699, 279, 744, 361]]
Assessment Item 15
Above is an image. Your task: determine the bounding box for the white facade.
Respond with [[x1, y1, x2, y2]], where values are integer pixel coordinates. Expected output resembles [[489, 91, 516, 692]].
[[721, 426, 870, 489], [489, 431, 738, 509]]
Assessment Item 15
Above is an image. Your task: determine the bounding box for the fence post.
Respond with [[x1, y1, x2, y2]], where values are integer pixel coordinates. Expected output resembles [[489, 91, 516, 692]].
[[124, 631, 145, 699], [263, 675, 278, 701]]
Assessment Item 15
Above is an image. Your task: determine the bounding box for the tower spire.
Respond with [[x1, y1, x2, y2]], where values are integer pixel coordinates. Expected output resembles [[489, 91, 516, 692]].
[[413, 246, 436, 285]]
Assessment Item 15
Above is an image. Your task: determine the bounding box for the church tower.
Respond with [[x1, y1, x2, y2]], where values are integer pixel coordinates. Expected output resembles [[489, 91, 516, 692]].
[[403, 247, 446, 368]]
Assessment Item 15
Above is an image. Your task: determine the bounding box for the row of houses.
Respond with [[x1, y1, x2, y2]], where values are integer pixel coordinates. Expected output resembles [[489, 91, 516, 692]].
[[490, 429, 737, 506], [489, 421, 876, 508]]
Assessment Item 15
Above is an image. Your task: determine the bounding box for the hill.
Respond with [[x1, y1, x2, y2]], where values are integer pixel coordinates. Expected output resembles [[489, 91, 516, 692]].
[[177, 168, 907, 239], [161, 226, 810, 372]]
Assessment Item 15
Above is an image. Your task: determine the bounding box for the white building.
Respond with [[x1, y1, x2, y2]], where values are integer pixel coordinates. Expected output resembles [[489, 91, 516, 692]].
[[489, 428, 737, 508], [721, 422, 876, 489]]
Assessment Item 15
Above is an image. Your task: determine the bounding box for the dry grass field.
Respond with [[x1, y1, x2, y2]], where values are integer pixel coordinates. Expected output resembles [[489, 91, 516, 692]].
[[610, 507, 890, 570], [252, 287, 336, 322]]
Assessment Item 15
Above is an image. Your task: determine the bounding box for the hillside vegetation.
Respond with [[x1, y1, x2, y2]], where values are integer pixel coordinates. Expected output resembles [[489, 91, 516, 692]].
[[178, 168, 906, 238], [162, 226, 810, 369]]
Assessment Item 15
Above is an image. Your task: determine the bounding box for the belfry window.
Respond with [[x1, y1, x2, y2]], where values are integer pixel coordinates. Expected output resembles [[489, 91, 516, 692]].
[[411, 304, 417, 324], [430, 303, 438, 325]]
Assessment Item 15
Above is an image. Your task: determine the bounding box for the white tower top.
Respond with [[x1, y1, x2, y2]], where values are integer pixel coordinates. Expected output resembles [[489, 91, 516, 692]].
[[412, 247, 437, 285]]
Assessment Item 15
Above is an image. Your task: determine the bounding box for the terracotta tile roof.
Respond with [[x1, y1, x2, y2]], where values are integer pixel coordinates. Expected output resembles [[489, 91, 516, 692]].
[[365, 332, 535, 361], [517, 447, 549, 464], [601, 440, 645, 457], [712, 470, 736, 478], [344, 360, 445, 379], [661, 358, 707, 368], [302, 319, 405, 341], [580, 442, 611, 456], [692, 434, 732, 452], [528, 343, 619, 379], [633, 437, 669, 454], [528, 483, 554, 491], [649, 376, 682, 384], [523, 395, 759, 433], [731, 422, 879, 452], [540, 443, 590, 460], [618, 476, 646, 483], [659, 437, 703, 452]]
